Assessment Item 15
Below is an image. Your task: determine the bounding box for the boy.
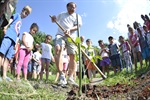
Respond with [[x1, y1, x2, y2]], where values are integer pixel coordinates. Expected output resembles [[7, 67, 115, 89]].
[[32, 48, 42, 80], [0, 5, 32, 81], [85, 39, 96, 81], [108, 36, 122, 74]]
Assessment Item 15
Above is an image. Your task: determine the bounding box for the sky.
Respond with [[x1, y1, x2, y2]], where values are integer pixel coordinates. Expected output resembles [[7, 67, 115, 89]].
[[16, 0, 150, 46]]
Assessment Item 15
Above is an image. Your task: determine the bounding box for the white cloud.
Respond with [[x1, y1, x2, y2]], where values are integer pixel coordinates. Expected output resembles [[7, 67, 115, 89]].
[[107, 0, 150, 38], [81, 12, 87, 17], [107, 21, 114, 29]]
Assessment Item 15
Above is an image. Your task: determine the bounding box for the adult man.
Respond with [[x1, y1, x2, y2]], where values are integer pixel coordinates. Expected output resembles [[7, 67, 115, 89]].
[[51, 2, 82, 86]]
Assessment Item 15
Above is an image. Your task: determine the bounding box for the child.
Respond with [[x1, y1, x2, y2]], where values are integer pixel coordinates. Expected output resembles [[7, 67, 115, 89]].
[[16, 23, 39, 81], [32, 48, 42, 80], [27, 51, 33, 79], [0, 5, 32, 81], [85, 39, 96, 81], [119, 36, 132, 73], [40, 35, 55, 82], [55, 47, 69, 82], [143, 25, 150, 66], [128, 27, 143, 71], [98, 40, 110, 76], [62, 47, 69, 77], [137, 27, 150, 67], [108, 36, 122, 74]]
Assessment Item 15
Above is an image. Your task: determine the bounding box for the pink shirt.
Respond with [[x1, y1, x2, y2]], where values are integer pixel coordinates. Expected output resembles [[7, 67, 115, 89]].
[[129, 33, 139, 47], [120, 41, 129, 53]]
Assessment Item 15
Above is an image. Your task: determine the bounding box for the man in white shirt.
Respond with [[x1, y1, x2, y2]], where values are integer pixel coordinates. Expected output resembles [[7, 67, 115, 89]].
[[51, 2, 82, 87]]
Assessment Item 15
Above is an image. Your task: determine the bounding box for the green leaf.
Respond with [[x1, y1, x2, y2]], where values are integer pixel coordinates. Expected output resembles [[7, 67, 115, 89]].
[[67, 37, 73, 43], [75, 37, 81, 44], [94, 47, 100, 52], [91, 57, 96, 63], [95, 55, 102, 60], [81, 45, 86, 49]]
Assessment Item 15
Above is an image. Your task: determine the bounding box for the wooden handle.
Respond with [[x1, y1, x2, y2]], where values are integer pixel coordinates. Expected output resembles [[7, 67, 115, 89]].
[[49, 15, 107, 79]]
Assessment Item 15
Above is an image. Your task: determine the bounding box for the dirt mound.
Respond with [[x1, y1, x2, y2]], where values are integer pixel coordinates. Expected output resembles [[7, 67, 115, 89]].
[[67, 71, 150, 99]]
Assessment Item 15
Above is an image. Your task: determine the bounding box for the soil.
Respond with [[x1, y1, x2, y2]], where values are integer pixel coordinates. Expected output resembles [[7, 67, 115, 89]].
[[66, 71, 150, 100], [27, 70, 150, 100]]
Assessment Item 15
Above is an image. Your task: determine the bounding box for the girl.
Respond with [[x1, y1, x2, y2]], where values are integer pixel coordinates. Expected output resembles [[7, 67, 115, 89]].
[[137, 27, 150, 67], [98, 40, 110, 76], [128, 27, 143, 71], [16, 23, 39, 81], [40, 35, 55, 82], [119, 36, 132, 73]]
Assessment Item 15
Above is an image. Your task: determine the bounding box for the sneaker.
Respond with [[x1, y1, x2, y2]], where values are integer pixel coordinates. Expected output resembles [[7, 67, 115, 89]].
[[58, 73, 67, 86], [39, 80, 44, 84], [0, 77, 2, 82], [6, 77, 13, 82], [16, 79, 21, 82], [68, 77, 78, 87]]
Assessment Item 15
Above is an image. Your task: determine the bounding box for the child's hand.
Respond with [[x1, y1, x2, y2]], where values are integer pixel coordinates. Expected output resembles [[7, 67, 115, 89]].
[[3, 28, 7, 34], [103, 48, 107, 52], [38, 61, 41, 65], [27, 47, 32, 52], [15, 60, 18, 64]]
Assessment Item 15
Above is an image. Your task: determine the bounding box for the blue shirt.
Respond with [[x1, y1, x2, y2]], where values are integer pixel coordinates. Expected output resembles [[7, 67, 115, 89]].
[[139, 34, 147, 49], [4, 13, 22, 43], [108, 43, 119, 56]]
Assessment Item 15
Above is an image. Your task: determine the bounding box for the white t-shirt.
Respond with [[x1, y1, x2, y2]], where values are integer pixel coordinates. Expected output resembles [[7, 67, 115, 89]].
[[100, 48, 109, 58], [56, 12, 82, 37], [20, 32, 34, 49], [41, 42, 53, 59], [33, 51, 42, 62]]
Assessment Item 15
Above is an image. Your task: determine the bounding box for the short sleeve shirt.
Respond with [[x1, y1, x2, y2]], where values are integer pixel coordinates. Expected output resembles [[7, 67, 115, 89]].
[[108, 43, 119, 56], [41, 42, 52, 59], [4, 13, 22, 43], [56, 12, 82, 37], [146, 31, 150, 47], [20, 32, 34, 49]]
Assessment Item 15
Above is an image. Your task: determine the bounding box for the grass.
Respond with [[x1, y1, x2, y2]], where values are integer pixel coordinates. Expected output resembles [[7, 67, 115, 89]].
[[0, 62, 150, 99], [99, 62, 150, 86]]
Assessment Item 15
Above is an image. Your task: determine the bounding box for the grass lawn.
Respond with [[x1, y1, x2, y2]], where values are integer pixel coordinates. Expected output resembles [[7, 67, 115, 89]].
[[0, 62, 150, 99]]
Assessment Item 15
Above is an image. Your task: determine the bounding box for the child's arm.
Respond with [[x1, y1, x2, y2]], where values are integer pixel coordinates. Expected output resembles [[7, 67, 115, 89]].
[[104, 48, 110, 54], [22, 33, 29, 48], [28, 44, 34, 52], [50, 46, 55, 62], [3, 17, 13, 34], [22, 33, 32, 52], [133, 35, 139, 47], [99, 49, 103, 56], [127, 41, 131, 51]]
